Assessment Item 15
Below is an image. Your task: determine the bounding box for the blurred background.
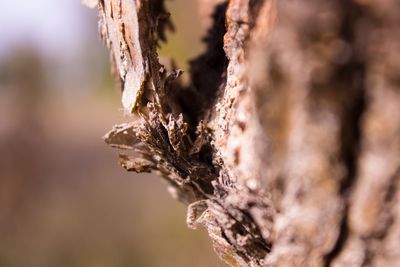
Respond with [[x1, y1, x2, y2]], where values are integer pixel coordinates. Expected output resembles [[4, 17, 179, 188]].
[[0, 1, 225, 266]]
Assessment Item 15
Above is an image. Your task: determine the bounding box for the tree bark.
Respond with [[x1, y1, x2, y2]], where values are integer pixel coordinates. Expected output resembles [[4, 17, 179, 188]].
[[86, 0, 400, 266]]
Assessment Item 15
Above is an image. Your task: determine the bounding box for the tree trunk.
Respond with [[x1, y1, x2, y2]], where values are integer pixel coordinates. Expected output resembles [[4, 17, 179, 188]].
[[85, 0, 400, 266]]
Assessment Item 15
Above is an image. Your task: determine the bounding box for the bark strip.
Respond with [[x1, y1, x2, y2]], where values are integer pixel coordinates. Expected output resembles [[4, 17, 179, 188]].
[[86, 0, 400, 266]]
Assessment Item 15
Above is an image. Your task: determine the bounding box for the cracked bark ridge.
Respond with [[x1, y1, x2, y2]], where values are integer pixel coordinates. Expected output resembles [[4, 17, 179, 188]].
[[87, 0, 400, 266]]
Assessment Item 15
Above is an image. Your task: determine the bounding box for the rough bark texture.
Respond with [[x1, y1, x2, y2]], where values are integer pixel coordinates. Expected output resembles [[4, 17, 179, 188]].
[[86, 0, 400, 266]]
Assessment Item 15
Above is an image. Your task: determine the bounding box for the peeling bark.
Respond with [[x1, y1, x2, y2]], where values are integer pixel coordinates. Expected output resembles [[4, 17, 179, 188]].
[[85, 0, 400, 266]]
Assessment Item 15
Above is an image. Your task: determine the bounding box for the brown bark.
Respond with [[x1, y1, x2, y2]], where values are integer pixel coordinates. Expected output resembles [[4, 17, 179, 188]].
[[85, 0, 400, 266]]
